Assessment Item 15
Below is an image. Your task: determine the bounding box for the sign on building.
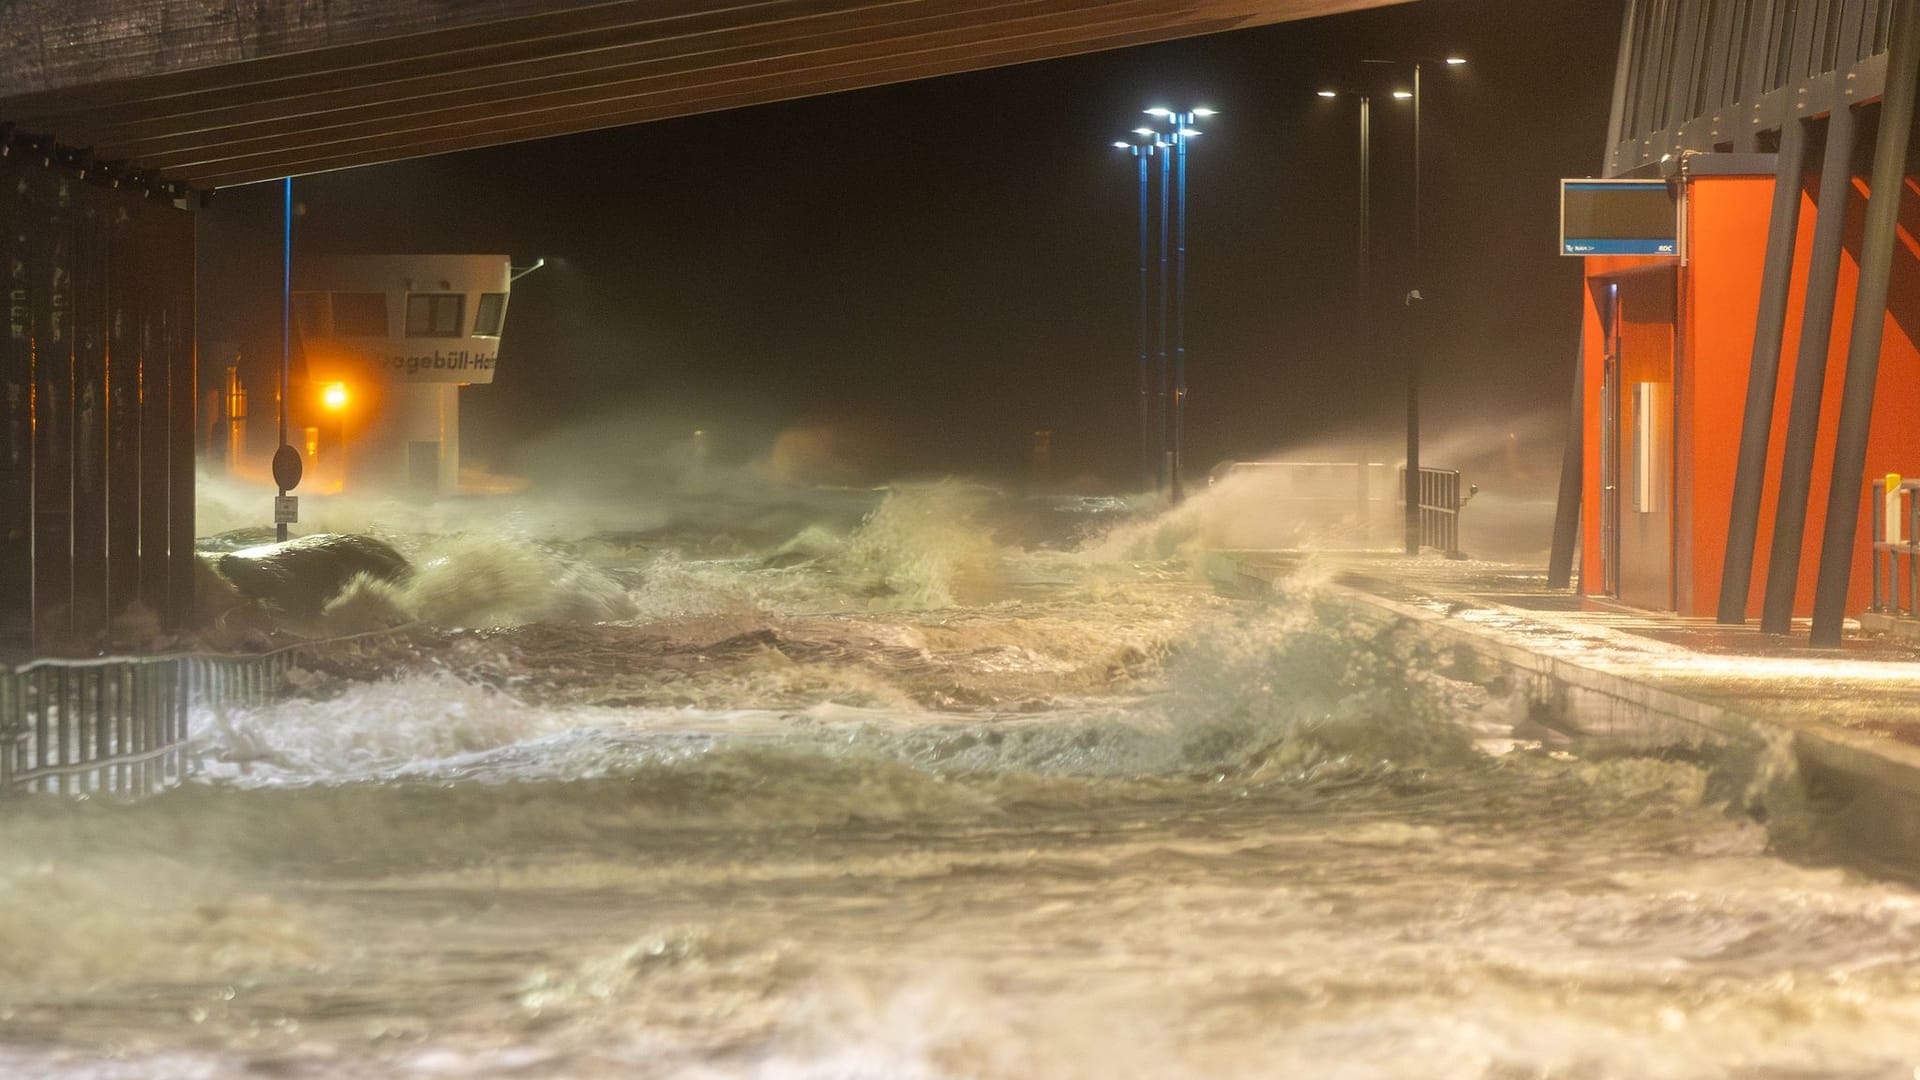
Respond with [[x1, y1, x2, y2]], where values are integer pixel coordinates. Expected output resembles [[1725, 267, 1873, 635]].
[[1560, 179, 1677, 257]]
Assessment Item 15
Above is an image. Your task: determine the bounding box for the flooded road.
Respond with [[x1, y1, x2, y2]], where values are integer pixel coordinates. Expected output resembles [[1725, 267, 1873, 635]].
[[5, 483, 1920, 1078]]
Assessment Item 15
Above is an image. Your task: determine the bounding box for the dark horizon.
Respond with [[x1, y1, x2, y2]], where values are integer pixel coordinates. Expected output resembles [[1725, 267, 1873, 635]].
[[198, 0, 1624, 491]]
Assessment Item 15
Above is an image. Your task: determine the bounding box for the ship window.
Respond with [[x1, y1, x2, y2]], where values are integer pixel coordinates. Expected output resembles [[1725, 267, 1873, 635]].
[[406, 293, 464, 337], [332, 292, 389, 336], [473, 292, 508, 336], [291, 291, 329, 338]]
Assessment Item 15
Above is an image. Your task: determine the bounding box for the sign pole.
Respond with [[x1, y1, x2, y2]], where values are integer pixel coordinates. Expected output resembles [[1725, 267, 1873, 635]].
[[275, 176, 298, 540]]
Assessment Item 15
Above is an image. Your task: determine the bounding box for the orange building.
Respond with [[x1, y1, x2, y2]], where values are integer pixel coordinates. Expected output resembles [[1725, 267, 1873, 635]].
[[1563, 0, 1920, 646]]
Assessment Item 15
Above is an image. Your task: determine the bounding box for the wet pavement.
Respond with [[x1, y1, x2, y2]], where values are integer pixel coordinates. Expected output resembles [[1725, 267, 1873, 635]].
[[1214, 551, 1920, 749]]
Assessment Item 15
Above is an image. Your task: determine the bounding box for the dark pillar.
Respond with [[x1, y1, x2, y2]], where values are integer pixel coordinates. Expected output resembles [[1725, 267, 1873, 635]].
[[106, 193, 143, 628], [31, 169, 74, 647], [0, 167, 29, 653], [165, 207, 197, 631], [1547, 343, 1584, 589], [0, 150, 196, 656], [1761, 103, 1859, 634], [70, 185, 109, 641], [136, 197, 172, 623], [1403, 297, 1423, 555], [1811, 0, 1920, 648], [1716, 117, 1809, 624]]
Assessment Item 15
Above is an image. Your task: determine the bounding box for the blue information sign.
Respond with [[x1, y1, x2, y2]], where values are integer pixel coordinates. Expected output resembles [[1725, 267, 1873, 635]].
[[1560, 179, 1677, 257]]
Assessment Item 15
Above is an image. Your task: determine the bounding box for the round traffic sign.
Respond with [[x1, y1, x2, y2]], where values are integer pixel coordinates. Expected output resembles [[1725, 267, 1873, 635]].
[[272, 444, 304, 492]]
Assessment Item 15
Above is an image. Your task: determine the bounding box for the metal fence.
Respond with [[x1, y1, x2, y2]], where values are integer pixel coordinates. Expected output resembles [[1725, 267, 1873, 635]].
[[0, 632, 388, 797], [1405, 466, 1469, 558], [1870, 476, 1920, 618], [1206, 460, 1470, 555]]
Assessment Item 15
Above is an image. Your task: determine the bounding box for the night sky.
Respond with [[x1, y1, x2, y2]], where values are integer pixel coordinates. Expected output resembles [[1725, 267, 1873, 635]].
[[199, 0, 1625, 490]]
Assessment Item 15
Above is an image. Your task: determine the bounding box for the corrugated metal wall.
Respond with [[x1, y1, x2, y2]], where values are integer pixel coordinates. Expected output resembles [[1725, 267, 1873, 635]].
[[0, 153, 196, 657]]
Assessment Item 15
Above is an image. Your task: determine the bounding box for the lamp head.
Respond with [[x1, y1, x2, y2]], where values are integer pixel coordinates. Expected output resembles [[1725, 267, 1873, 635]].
[[1316, 90, 1339, 98]]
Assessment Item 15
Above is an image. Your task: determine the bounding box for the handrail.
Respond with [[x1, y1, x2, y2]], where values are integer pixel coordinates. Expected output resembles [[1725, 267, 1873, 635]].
[[4, 621, 412, 676], [1206, 460, 1471, 556], [0, 623, 413, 798], [1870, 476, 1920, 619]]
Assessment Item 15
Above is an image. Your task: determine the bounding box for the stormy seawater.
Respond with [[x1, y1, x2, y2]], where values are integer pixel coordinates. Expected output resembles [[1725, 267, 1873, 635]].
[[7, 478, 1920, 1078]]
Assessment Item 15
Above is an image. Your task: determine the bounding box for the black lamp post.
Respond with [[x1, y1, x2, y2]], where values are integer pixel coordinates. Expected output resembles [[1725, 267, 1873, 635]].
[[1366, 56, 1465, 554]]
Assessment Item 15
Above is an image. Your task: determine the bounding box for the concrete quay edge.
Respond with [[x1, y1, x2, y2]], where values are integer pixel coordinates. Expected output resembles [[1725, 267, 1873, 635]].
[[1206, 551, 1920, 860]]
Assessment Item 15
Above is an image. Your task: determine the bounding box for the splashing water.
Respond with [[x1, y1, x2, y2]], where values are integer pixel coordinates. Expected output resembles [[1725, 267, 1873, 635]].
[[9, 483, 1920, 1078]]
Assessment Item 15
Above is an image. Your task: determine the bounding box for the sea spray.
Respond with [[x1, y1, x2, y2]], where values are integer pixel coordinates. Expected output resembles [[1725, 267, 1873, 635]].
[[326, 534, 639, 629]]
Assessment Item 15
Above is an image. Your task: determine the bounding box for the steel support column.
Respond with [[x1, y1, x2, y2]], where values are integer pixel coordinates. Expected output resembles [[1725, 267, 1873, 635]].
[[32, 169, 74, 646], [165, 207, 196, 630], [2, 149, 198, 653], [1134, 146, 1151, 490], [1761, 102, 1859, 634], [1547, 341, 1583, 590], [1155, 141, 1170, 494], [136, 196, 172, 621], [0, 167, 29, 652], [1811, 0, 1920, 647], [70, 185, 109, 639], [1170, 124, 1188, 504], [1716, 116, 1809, 624], [106, 198, 142, 627]]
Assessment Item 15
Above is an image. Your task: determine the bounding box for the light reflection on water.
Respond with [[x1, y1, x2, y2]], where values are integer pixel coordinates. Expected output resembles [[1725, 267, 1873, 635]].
[[4, 484, 1920, 1077]]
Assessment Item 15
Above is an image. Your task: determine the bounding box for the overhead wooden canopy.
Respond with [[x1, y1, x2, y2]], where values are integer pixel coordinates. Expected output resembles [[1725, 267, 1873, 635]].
[[0, 0, 1402, 190]]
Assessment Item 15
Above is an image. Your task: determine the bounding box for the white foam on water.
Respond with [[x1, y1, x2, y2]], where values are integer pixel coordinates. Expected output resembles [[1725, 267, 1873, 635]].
[[15, 482, 1920, 1077]]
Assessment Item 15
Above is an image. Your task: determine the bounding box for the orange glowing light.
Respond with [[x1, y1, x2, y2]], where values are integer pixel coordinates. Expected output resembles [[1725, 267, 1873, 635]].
[[322, 383, 349, 411]]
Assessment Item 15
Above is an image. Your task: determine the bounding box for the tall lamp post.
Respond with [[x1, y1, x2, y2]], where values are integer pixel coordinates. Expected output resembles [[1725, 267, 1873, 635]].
[[1113, 132, 1164, 489], [1365, 56, 1464, 554], [277, 176, 294, 541], [1319, 88, 1375, 535], [1145, 106, 1213, 501]]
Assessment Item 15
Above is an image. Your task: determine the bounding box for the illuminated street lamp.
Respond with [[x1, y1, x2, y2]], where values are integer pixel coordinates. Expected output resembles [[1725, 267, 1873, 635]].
[[1113, 131, 1164, 489], [321, 382, 349, 492], [1363, 55, 1466, 554], [1143, 106, 1213, 502]]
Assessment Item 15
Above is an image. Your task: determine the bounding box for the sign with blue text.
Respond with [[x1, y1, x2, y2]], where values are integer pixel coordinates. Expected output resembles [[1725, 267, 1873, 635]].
[[1560, 179, 1677, 257]]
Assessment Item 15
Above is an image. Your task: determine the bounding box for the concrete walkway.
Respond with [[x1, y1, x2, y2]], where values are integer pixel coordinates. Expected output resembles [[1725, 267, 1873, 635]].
[[1208, 550, 1920, 868]]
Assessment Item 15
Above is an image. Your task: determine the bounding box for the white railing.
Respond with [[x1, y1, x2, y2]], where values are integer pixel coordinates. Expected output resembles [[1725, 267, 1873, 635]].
[[1, 628, 402, 797], [1870, 475, 1920, 619]]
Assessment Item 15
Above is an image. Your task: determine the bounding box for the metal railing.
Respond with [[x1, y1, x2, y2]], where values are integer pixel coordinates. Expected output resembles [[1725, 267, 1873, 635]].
[[1870, 476, 1920, 618], [1206, 460, 1471, 555], [0, 630, 394, 797], [1403, 466, 1471, 558]]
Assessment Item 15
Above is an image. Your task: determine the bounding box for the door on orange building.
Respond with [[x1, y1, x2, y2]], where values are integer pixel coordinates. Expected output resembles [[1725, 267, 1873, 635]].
[[1600, 271, 1676, 610]]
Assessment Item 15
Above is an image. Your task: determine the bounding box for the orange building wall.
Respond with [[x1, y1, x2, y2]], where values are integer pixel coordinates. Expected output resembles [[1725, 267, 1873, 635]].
[[1677, 177, 1771, 616], [1578, 170, 1920, 620]]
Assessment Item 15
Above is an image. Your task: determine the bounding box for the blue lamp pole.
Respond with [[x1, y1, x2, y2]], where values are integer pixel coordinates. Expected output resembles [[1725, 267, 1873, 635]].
[[1145, 106, 1213, 501], [1114, 133, 1163, 489]]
